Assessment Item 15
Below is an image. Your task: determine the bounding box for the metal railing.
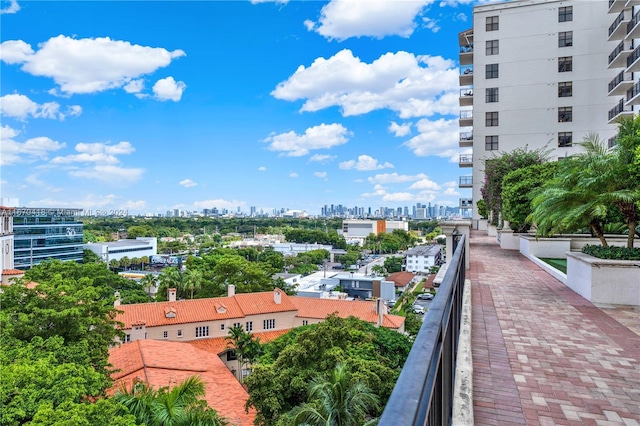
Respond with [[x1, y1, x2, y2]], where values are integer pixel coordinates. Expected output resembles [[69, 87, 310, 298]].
[[610, 10, 625, 36], [609, 40, 625, 65], [379, 234, 467, 426]]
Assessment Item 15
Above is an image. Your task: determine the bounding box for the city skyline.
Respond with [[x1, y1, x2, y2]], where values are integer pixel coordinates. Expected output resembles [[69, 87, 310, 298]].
[[1, 0, 478, 215]]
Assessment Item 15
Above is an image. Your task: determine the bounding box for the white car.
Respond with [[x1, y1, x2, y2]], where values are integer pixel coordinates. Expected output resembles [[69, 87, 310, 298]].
[[417, 293, 434, 300], [412, 305, 425, 315]]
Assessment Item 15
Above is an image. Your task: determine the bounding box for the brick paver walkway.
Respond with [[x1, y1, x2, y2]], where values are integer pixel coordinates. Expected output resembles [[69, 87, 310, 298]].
[[469, 231, 640, 425]]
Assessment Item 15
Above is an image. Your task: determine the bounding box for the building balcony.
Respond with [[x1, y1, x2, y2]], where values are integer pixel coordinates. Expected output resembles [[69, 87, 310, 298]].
[[609, 0, 625, 14], [459, 198, 473, 209], [625, 80, 640, 105], [627, 0, 640, 7], [459, 66, 473, 86], [608, 98, 634, 123], [609, 10, 630, 41], [459, 176, 472, 188], [459, 154, 473, 167], [458, 29, 473, 66], [608, 40, 632, 69], [608, 70, 634, 96], [459, 132, 473, 147], [608, 135, 618, 149], [459, 110, 473, 127], [626, 9, 640, 40], [459, 88, 473, 106], [627, 44, 640, 72]]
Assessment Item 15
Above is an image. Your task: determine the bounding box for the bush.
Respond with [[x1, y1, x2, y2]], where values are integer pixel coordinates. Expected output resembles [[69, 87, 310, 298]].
[[582, 244, 640, 260]]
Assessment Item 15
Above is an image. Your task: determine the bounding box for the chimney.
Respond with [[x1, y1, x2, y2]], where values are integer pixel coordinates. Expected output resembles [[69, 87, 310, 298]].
[[274, 288, 281, 304], [376, 298, 385, 328], [168, 288, 177, 302], [228, 284, 236, 297], [114, 291, 121, 307], [131, 321, 146, 341]]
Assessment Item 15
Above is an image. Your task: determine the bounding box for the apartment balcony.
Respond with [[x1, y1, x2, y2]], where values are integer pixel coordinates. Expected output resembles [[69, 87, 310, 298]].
[[608, 0, 625, 14], [459, 29, 473, 66], [626, 44, 640, 72], [626, 9, 640, 40], [608, 135, 618, 149], [608, 70, 634, 96], [627, 0, 640, 7], [459, 88, 473, 106], [626, 80, 640, 105], [459, 175, 472, 188], [459, 154, 473, 168], [459, 132, 473, 148], [459, 198, 473, 209], [608, 98, 634, 123], [459, 66, 473, 86], [609, 10, 629, 41], [608, 40, 632, 69], [459, 110, 473, 127]]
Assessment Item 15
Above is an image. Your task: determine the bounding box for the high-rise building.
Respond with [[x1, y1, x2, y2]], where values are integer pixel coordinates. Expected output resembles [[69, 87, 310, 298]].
[[459, 0, 618, 227]]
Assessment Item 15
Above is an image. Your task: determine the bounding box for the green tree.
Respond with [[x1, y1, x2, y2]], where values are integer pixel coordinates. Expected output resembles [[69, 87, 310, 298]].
[[114, 376, 229, 426], [225, 325, 262, 382], [383, 257, 403, 273], [156, 267, 182, 301], [109, 259, 120, 271], [126, 225, 157, 238], [140, 274, 157, 301], [119, 256, 131, 271], [83, 248, 103, 264], [289, 363, 379, 426], [371, 265, 387, 276], [183, 268, 203, 299]]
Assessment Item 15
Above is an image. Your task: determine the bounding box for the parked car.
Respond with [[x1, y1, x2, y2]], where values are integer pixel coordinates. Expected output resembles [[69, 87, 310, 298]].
[[387, 300, 396, 308], [417, 292, 434, 300], [412, 305, 425, 314]]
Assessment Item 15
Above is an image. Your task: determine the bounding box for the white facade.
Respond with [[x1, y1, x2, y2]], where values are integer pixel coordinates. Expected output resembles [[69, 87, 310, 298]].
[[404, 245, 442, 273], [460, 0, 619, 224], [84, 237, 157, 263], [1, 207, 15, 272]]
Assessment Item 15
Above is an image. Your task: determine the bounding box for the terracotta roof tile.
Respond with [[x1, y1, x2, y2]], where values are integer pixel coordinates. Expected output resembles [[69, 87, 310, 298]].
[[189, 329, 290, 355], [386, 271, 416, 287], [233, 289, 297, 315], [2, 269, 24, 276], [290, 296, 405, 329], [109, 340, 255, 426]]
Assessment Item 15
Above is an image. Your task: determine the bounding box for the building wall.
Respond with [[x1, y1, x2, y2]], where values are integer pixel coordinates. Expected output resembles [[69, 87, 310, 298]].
[[85, 237, 157, 263], [466, 0, 617, 221]]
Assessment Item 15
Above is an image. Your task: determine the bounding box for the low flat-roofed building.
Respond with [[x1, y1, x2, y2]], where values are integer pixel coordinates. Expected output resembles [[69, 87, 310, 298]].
[[85, 237, 157, 263], [405, 245, 442, 273]]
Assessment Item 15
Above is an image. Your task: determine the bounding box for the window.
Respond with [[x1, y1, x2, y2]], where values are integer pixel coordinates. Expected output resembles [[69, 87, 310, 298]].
[[124, 334, 131, 343], [485, 136, 499, 151], [233, 322, 242, 329], [558, 56, 572, 72], [558, 132, 573, 147], [302, 320, 309, 326], [227, 350, 237, 361], [195, 326, 209, 338], [558, 107, 572, 122], [246, 321, 253, 332], [559, 31, 573, 47], [177, 329, 183, 337], [263, 319, 276, 330], [558, 81, 572, 97], [485, 112, 499, 127], [163, 331, 168, 339], [486, 16, 499, 31], [486, 87, 499, 103], [486, 40, 499, 55], [220, 324, 225, 331], [486, 63, 499, 79], [559, 6, 572, 22]]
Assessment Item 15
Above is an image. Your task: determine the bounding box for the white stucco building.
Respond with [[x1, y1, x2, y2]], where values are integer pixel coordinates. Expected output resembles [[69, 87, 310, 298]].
[[459, 0, 621, 226], [84, 237, 157, 263], [404, 245, 443, 274]]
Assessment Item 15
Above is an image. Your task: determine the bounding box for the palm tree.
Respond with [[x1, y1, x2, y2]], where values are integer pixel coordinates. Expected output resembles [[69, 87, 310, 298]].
[[114, 376, 229, 426], [157, 267, 182, 300], [140, 274, 157, 301], [290, 363, 379, 426], [120, 256, 132, 271], [109, 259, 120, 271], [225, 325, 261, 383], [140, 255, 150, 270], [182, 269, 203, 299]]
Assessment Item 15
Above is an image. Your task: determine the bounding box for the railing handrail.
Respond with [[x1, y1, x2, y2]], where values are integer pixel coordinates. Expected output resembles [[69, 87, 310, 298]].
[[379, 234, 466, 426]]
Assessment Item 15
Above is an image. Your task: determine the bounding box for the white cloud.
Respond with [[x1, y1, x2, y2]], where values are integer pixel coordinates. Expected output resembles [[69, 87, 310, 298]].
[[0, 0, 20, 14], [152, 76, 186, 101], [193, 199, 247, 210], [314, 171, 327, 179], [409, 178, 441, 191], [422, 17, 440, 33], [179, 179, 197, 188], [124, 79, 144, 94], [361, 184, 387, 197], [382, 192, 415, 202], [264, 123, 351, 156], [339, 154, 394, 171], [69, 164, 143, 183], [443, 187, 460, 196], [388, 121, 412, 137], [27, 194, 117, 210], [0, 35, 185, 96], [0, 93, 82, 120], [1, 125, 65, 165], [122, 200, 147, 211], [308, 154, 336, 163], [288, 172, 299, 178], [51, 141, 135, 164], [306, 0, 432, 41], [272, 49, 459, 118], [368, 172, 428, 184], [403, 117, 459, 157], [258, 166, 267, 171]]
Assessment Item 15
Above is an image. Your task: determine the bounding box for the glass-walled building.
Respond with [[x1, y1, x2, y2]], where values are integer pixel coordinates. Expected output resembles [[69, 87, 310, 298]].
[[13, 207, 84, 270]]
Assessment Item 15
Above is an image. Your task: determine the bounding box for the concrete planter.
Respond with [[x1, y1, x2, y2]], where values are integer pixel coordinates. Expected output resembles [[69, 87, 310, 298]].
[[566, 252, 640, 307], [519, 235, 572, 259], [498, 229, 521, 251], [487, 224, 497, 237], [478, 219, 488, 232]]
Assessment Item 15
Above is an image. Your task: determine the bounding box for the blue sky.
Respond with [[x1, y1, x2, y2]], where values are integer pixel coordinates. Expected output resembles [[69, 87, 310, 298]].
[[1, 0, 477, 215]]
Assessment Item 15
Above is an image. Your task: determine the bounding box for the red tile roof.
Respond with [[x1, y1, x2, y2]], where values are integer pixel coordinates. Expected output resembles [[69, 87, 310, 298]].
[[189, 329, 290, 355], [386, 271, 416, 287], [233, 289, 297, 315], [290, 296, 405, 329], [109, 340, 255, 426], [2, 269, 24, 276]]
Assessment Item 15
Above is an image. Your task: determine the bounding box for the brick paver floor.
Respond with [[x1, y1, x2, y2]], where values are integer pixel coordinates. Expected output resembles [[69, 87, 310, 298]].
[[469, 231, 640, 425]]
